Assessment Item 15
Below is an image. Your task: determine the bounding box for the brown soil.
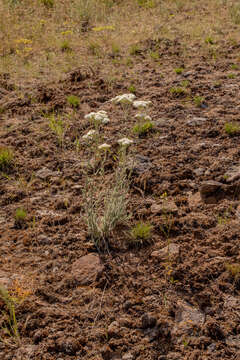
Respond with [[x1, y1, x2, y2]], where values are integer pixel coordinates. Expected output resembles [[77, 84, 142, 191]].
[[0, 41, 240, 360]]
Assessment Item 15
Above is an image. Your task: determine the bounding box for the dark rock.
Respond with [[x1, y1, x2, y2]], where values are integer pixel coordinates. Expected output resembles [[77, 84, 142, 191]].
[[141, 313, 157, 329], [172, 300, 205, 338], [127, 155, 153, 175], [200, 180, 225, 204], [72, 254, 104, 285]]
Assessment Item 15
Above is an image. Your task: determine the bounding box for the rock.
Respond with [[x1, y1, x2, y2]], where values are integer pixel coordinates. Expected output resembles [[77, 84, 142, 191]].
[[127, 155, 153, 175], [123, 300, 132, 311], [35, 167, 59, 180], [183, 71, 193, 77], [207, 343, 216, 352], [224, 165, 240, 183], [141, 313, 157, 329], [200, 180, 225, 204], [166, 352, 182, 360], [188, 192, 201, 208], [172, 300, 205, 338], [55, 336, 81, 354], [226, 335, 240, 349], [193, 168, 205, 177], [38, 234, 50, 245], [224, 295, 240, 318], [72, 254, 104, 285], [224, 295, 240, 309], [187, 117, 207, 126], [101, 345, 121, 360], [118, 316, 133, 328], [154, 119, 172, 128], [150, 201, 178, 215], [192, 142, 208, 153], [151, 243, 180, 259], [122, 353, 134, 360], [29, 196, 42, 205], [108, 321, 120, 337]]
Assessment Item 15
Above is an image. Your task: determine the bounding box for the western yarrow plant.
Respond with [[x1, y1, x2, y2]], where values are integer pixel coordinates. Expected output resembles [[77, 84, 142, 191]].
[[83, 164, 130, 252]]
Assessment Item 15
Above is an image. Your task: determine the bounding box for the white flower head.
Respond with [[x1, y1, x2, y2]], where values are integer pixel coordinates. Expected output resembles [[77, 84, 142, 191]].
[[110, 93, 136, 105], [133, 100, 152, 109], [118, 137, 134, 146], [82, 129, 97, 139], [98, 143, 111, 151], [84, 111, 110, 124], [84, 112, 96, 121], [134, 113, 152, 121]]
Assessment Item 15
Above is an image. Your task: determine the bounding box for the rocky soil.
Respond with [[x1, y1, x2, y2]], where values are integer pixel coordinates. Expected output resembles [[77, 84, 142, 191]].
[[0, 40, 240, 360]]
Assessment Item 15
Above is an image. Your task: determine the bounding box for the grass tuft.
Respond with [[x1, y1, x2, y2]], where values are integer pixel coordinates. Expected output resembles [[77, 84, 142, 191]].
[[0, 285, 20, 344], [224, 122, 240, 136], [14, 208, 27, 229], [67, 95, 80, 108], [130, 222, 152, 246], [133, 121, 154, 137], [0, 148, 14, 172]]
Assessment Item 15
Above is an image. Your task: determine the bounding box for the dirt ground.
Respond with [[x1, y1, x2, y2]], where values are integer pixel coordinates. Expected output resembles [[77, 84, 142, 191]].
[[0, 38, 240, 360]]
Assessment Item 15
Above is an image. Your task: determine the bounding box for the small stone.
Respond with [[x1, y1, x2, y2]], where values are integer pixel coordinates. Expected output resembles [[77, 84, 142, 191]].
[[188, 192, 201, 208], [141, 313, 157, 329], [187, 117, 207, 126], [151, 243, 180, 259], [172, 300, 205, 337], [193, 168, 205, 177], [122, 353, 134, 360], [36, 167, 59, 180], [38, 234, 50, 245], [56, 337, 81, 354], [207, 343, 216, 352], [127, 155, 153, 175], [107, 321, 119, 337], [72, 254, 104, 285], [224, 165, 240, 183], [150, 201, 178, 215], [224, 295, 240, 310], [226, 335, 240, 349], [183, 71, 193, 77], [200, 180, 225, 204], [123, 300, 132, 311]]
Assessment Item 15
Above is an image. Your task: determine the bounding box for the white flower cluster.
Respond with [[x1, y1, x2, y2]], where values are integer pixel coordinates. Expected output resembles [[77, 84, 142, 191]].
[[98, 143, 111, 151], [117, 138, 134, 146], [110, 93, 136, 105], [133, 100, 152, 109], [134, 113, 152, 121], [82, 129, 97, 139], [110, 94, 152, 110], [84, 110, 110, 124]]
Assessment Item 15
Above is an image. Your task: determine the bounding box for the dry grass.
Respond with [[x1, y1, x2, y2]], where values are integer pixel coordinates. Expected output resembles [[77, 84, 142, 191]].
[[0, 0, 239, 84]]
